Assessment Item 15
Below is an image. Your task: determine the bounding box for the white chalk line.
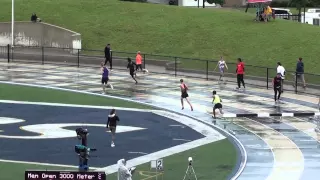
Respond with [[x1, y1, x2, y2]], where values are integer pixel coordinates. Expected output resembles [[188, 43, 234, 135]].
[[0, 159, 99, 170]]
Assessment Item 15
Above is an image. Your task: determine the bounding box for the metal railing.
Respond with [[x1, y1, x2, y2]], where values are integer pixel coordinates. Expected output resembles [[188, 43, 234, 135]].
[[0, 44, 319, 95]]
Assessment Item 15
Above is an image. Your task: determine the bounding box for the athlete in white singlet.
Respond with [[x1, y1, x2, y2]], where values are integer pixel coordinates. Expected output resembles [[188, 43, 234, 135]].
[[214, 57, 228, 83]]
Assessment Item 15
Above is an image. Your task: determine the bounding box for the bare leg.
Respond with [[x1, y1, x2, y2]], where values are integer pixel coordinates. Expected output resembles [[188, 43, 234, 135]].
[[185, 98, 193, 111], [181, 98, 184, 110], [213, 108, 216, 118], [106, 83, 113, 89], [102, 84, 106, 94], [219, 108, 224, 115], [111, 131, 115, 143], [131, 75, 138, 84]]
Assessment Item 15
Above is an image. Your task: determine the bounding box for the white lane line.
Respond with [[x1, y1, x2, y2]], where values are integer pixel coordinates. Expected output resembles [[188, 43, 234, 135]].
[[0, 159, 99, 169], [0, 100, 154, 112], [173, 138, 192, 142], [128, 152, 148, 155], [169, 124, 185, 128]]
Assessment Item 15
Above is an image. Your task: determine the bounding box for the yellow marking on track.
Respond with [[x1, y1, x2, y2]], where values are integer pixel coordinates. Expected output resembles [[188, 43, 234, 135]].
[[139, 171, 164, 180], [280, 117, 320, 142], [230, 118, 304, 180]]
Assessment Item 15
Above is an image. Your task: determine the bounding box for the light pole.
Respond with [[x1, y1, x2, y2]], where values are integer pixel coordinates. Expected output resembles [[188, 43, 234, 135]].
[[11, 0, 14, 47]]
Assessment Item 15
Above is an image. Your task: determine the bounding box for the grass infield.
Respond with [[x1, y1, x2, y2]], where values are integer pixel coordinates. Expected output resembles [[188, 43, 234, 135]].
[[0, 83, 238, 180], [0, 0, 319, 75]]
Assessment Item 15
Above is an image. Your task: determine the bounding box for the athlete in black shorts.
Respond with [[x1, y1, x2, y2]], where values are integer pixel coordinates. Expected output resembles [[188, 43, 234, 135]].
[[106, 109, 120, 147], [212, 90, 223, 119], [272, 73, 282, 103], [100, 62, 113, 94], [127, 58, 138, 84], [180, 79, 193, 111]]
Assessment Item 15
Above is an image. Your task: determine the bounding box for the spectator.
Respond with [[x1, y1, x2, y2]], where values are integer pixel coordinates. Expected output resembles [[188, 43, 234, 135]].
[[276, 62, 286, 93], [31, 13, 37, 22], [262, 6, 272, 22], [31, 13, 41, 22], [117, 159, 135, 180], [135, 51, 143, 73], [293, 57, 306, 88], [104, 44, 112, 70]]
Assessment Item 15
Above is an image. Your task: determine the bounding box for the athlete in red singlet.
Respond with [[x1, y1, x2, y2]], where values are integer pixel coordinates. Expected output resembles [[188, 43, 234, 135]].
[[180, 79, 193, 111]]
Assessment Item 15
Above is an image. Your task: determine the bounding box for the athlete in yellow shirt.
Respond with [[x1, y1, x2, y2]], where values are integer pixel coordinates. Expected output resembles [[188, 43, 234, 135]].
[[212, 90, 224, 119]]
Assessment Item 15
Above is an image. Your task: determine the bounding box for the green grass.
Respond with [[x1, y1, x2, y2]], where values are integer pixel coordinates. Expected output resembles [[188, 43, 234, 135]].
[[3, 1, 318, 80], [110, 139, 237, 180], [0, 0, 320, 75], [0, 139, 236, 180], [0, 83, 238, 180], [0, 162, 78, 180], [0, 83, 152, 109], [1, 0, 320, 74]]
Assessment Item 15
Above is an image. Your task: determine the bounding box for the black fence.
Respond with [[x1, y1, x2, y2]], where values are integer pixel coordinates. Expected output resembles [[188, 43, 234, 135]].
[[0, 45, 319, 96]]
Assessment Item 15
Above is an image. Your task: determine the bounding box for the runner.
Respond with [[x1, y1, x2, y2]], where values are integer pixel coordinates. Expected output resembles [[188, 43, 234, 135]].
[[214, 56, 228, 83], [106, 109, 120, 147], [212, 90, 223, 119], [272, 73, 282, 103], [127, 58, 138, 84], [100, 62, 113, 94], [180, 79, 193, 111], [293, 57, 306, 89], [276, 62, 286, 93], [104, 44, 112, 70], [236, 58, 245, 90]]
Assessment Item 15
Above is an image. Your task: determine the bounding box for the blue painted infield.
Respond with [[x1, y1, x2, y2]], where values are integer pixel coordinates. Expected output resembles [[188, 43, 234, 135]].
[[0, 103, 204, 167]]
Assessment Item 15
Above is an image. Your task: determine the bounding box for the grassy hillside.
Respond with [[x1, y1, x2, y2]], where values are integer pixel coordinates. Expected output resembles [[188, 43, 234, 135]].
[[0, 0, 320, 73]]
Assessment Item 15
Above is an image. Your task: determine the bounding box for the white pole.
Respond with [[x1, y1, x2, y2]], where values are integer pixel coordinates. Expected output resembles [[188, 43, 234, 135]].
[[11, 0, 14, 47]]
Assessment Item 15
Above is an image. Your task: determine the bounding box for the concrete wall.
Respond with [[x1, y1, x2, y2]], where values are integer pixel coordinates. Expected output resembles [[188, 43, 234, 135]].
[[0, 21, 81, 53]]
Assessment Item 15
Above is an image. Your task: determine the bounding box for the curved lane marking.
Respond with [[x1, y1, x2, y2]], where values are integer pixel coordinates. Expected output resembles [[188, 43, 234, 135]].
[[238, 117, 304, 180]]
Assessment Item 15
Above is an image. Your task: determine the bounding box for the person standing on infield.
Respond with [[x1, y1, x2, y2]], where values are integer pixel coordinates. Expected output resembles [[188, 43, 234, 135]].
[[276, 62, 286, 93], [272, 73, 282, 103], [127, 58, 138, 84], [106, 109, 120, 147], [180, 79, 193, 111], [214, 56, 228, 83], [212, 90, 223, 119], [104, 44, 112, 70], [100, 62, 113, 94], [236, 58, 245, 90]]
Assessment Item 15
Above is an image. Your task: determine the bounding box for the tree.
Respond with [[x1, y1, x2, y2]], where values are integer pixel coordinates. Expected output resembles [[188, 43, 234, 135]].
[[207, 0, 225, 6], [288, 0, 308, 22]]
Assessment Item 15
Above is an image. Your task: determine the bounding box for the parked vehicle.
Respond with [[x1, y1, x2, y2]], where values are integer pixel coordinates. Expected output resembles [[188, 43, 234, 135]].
[[272, 8, 293, 20], [301, 8, 320, 26], [257, 8, 293, 21]]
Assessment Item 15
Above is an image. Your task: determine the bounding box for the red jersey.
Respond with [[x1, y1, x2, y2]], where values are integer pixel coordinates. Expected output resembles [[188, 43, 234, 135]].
[[236, 62, 245, 74]]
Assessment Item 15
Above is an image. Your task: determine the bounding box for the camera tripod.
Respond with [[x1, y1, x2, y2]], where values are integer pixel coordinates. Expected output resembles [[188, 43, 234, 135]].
[[182, 163, 198, 180]]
